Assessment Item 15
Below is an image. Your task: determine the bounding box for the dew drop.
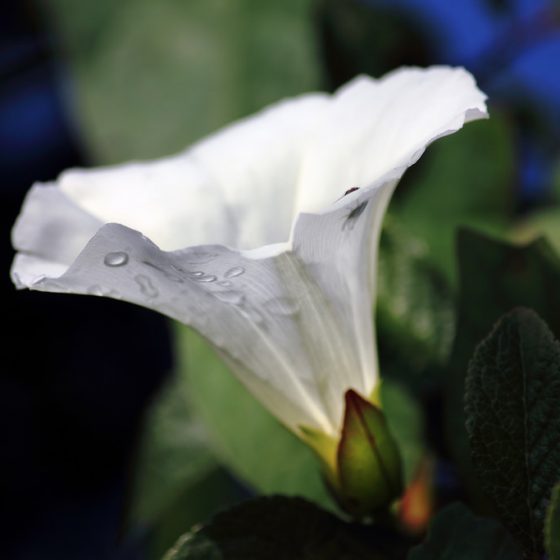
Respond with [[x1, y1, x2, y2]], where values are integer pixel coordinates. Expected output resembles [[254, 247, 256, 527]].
[[195, 275, 217, 283], [214, 290, 244, 305], [104, 251, 128, 267], [135, 274, 159, 298], [225, 266, 245, 278], [264, 297, 299, 316], [218, 280, 232, 288]]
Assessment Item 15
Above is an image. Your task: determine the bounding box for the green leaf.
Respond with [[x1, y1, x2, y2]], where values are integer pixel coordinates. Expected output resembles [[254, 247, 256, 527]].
[[175, 325, 333, 508], [545, 482, 560, 560], [446, 230, 560, 502], [464, 308, 560, 556], [130, 375, 216, 527], [408, 503, 522, 560], [163, 496, 381, 560], [513, 207, 560, 254], [43, 0, 321, 163], [150, 468, 241, 560], [380, 381, 425, 485], [392, 116, 515, 284], [377, 217, 455, 391], [128, 374, 241, 558]]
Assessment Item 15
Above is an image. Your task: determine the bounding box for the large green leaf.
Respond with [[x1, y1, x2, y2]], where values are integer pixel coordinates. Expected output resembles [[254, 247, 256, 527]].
[[163, 496, 382, 560], [377, 217, 454, 392], [392, 116, 515, 284], [546, 482, 560, 560], [446, 230, 560, 501], [128, 373, 242, 559], [465, 308, 560, 556], [176, 325, 334, 508], [408, 503, 522, 560], [148, 467, 242, 560], [130, 375, 216, 527], [379, 381, 424, 485], [43, 0, 321, 163]]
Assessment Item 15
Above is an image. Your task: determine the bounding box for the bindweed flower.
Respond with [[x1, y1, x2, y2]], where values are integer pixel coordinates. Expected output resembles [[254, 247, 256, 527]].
[[11, 67, 486, 514]]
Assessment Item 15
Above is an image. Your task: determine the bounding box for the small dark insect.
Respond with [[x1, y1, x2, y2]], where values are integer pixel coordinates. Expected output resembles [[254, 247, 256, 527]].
[[343, 187, 360, 196]]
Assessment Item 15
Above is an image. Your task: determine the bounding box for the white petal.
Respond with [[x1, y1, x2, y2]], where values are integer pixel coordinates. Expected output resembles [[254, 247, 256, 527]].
[[295, 66, 488, 213], [18, 223, 340, 434], [12, 183, 103, 266], [10, 172, 396, 436], [57, 94, 329, 251]]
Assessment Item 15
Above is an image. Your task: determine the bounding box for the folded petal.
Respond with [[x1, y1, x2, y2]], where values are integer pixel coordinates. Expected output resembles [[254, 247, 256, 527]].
[[295, 66, 487, 213]]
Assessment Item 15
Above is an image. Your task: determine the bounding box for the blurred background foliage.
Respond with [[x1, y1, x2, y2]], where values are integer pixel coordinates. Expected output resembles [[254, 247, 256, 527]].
[[1, 0, 559, 558], [43, 0, 321, 163]]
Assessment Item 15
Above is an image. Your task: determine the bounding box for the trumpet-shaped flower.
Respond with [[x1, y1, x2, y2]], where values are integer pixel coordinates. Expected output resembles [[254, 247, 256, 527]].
[[11, 67, 486, 460]]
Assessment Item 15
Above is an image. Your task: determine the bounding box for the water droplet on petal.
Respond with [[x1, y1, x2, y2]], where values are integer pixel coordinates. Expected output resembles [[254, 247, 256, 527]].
[[225, 266, 245, 278], [135, 274, 159, 298], [214, 290, 244, 305], [195, 275, 217, 283], [104, 251, 128, 267], [264, 297, 299, 316], [218, 280, 232, 287]]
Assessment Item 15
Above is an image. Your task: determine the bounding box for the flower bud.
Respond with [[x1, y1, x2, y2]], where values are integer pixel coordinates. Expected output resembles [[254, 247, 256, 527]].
[[302, 389, 403, 518]]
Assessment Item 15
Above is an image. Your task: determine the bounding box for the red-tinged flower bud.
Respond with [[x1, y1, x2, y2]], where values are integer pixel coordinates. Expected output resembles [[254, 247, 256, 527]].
[[302, 389, 403, 518]]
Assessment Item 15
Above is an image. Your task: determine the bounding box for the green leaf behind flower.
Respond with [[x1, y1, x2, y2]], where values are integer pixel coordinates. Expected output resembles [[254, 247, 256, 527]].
[[379, 381, 424, 485], [464, 308, 560, 556], [43, 0, 321, 163], [176, 325, 333, 508], [128, 372, 242, 558], [391, 117, 515, 284], [130, 375, 216, 527], [377, 217, 455, 392], [408, 503, 522, 560]]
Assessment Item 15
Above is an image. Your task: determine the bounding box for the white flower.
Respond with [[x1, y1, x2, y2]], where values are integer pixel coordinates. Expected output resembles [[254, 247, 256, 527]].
[[11, 67, 487, 442]]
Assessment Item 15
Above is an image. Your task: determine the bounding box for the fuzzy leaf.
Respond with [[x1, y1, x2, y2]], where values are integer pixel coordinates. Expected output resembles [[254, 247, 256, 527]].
[[408, 503, 522, 560], [465, 308, 560, 556], [163, 496, 380, 560], [545, 482, 560, 560], [446, 231, 560, 503]]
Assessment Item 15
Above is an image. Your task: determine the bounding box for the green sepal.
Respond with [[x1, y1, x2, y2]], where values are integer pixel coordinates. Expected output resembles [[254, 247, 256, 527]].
[[336, 389, 403, 517], [545, 482, 560, 560]]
